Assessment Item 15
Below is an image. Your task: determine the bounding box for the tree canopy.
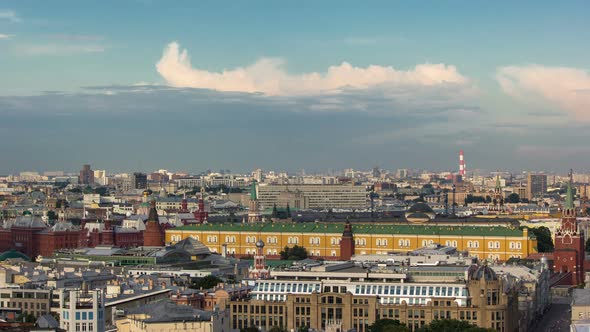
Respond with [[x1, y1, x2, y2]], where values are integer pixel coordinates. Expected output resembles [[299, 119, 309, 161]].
[[280, 245, 308, 260], [506, 193, 520, 203], [368, 319, 409, 332], [528, 226, 554, 252], [416, 319, 495, 332], [189, 275, 222, 290]]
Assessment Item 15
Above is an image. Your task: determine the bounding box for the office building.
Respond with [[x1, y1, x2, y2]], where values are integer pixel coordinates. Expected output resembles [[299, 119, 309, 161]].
[[229, 262, 522, 332], [526, 173, 547, 200], [255, 184, 368, 210], [131, 172, 148, 190]]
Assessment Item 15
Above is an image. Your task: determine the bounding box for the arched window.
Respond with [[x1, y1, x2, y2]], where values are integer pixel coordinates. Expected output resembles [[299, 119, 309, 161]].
[[474, 241, 479, 248], [495, 241, 500, 249], [399, 239, 404, 247], [488, 241, 494, 249], [383, 239, 388, 246], [331, 251, 337, 257], [377, 239, 382, 246], [467, 241, 473, 248], [516, 242, 522, 249], [452, 240, 457, 247], [422, 240, 428, 246]]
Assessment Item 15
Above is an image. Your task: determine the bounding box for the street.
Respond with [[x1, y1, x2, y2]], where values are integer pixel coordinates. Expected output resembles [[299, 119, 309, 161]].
[[536, 297, 571, 332]]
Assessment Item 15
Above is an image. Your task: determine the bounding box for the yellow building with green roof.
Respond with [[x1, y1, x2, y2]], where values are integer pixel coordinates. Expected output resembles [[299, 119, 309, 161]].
[[166, 222, 537, 261]]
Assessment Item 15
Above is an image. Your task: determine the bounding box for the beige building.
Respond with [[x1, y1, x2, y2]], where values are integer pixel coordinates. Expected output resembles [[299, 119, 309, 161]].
[[115, 300, 229, 332], [0, 288, 52, 318], [256, 184, 368, 210], [231, 265, 519, 332]]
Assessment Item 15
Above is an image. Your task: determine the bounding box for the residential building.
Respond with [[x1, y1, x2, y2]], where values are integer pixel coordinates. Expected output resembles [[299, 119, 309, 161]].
[[255, 184, 368, 210]]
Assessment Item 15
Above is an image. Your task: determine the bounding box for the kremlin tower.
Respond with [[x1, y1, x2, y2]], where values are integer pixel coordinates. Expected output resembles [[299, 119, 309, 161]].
[[339, 221, 355, 260], [553, 178, 585, 285], [249, 239, 269, 279], [143, 200, 164, 247], [248, 180, 261, 223], [489, 175, 506, 214]]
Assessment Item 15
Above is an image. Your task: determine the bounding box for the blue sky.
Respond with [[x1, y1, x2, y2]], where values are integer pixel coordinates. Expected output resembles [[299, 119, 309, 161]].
[[0, 1, 589, 174]]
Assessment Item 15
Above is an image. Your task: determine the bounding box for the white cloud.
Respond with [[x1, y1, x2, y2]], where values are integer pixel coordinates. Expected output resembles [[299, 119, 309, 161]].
[[156, 41, 469, 96], [0, 10, 21, 23], [497, 65, 590, 120], [0, 34, 12, 39], [16, 43, 105, 56]]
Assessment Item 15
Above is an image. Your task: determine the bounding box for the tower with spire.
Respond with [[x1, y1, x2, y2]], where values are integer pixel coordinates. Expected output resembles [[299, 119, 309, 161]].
[[249, 239, 269, 279], [489, 174, 506, 214], [143, 200, 165, 247], [248, 180, 261, 223], [553, 174, 585, 285]]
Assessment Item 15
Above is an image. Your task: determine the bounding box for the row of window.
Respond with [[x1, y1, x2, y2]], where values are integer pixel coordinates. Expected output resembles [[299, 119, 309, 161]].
[[355, 285, 467, 298], [173, 234, 524, 252], [170, 235, 522, 256]]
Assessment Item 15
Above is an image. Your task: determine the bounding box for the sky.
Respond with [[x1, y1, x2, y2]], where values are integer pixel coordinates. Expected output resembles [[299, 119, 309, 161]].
[[0, 1, 589, 174]]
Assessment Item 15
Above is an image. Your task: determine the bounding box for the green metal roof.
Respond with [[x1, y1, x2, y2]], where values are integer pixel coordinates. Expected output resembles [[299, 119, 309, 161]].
[[172, 222, 526, 237], [565, 181, 574, 209], [250, 180, 257, 200], [0, 249, 30, 261]]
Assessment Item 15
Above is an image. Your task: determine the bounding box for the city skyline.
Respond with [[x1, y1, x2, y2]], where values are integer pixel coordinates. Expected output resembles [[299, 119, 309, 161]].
[[1, 1, 589, 173]]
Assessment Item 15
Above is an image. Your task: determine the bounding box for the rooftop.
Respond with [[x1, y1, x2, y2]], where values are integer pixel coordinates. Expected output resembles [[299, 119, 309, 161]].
[[172, 222, 527, 237]]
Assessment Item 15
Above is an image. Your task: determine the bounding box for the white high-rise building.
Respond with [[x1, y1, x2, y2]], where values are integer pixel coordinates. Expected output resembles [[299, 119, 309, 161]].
[[94, 170, 108, 186], [59, 289, 105, 332]]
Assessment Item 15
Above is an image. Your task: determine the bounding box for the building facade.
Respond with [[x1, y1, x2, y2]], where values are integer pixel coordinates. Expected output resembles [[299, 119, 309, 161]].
[[166, 222, 537, 261], [59, 289, 105, 332], [230, 265, 519, 332], [526, 174, 547, 201], [256, 184, 368, 210]]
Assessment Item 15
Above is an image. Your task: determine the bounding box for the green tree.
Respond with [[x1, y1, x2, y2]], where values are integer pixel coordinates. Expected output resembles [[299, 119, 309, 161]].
[[16, 312, 36, 323], [46, 210, 58, 221], [529, 226, 554, 252], [416, 319, 495, 332], [368, 319, 409, 332], [93, 187, 109, 196], [189, 275, 222, 290], [269, 326, 288, 332], [506, 193, 520, 203], [280, 245, 308, 260], [240, 327, 259, 332]]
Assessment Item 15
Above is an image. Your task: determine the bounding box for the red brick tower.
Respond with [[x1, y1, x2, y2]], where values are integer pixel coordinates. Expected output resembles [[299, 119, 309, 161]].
[[554, 178, 585, 284], [340, 221, 355, 260], [143, 200, 164, 247]]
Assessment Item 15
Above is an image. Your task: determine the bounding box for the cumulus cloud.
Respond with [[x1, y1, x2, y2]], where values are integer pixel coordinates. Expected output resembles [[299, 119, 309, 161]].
[[497, 65, 590, 120], [156, 41, 469, 96], [0, 10, 20, 23]]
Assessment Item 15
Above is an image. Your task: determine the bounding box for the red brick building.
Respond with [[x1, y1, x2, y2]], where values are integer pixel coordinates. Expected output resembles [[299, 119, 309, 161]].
[[0, 215, 144, 259]]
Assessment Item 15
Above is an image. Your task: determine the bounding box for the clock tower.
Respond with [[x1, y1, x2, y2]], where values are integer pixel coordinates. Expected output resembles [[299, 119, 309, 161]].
[[553, 178, 585, 285]]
